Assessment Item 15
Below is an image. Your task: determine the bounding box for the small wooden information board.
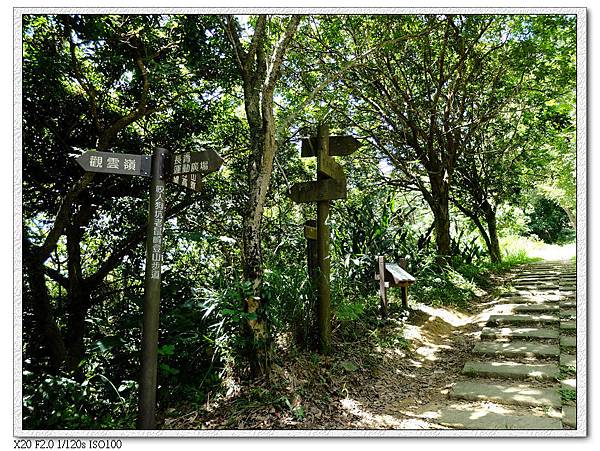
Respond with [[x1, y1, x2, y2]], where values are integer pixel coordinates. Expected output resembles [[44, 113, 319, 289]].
[[375, 256, 415, 317]]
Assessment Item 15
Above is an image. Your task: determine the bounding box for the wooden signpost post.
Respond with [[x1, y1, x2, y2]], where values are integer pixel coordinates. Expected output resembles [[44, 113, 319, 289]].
[[290, 125, 361, 353], [76, 146, 223, 429]]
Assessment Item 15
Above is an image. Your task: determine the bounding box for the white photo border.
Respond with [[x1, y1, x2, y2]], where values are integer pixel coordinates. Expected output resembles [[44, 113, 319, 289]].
[[13, 6, 587, 438]]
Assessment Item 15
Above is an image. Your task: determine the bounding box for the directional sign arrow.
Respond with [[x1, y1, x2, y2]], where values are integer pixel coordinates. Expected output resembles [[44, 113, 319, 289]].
[[317, 151, 346, 183], [301, 135, 362, 157], [171, 149, 223, 176], [169, 149, 223, 192], [75, 150, 151, 177], [170, 174, 203, 192], [289, 179, 347, 204]]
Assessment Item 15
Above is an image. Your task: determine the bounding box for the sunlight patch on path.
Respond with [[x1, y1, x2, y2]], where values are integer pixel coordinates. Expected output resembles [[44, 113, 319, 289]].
[[339, 397, 444, 429], [526, 243, 576, 261], [414, 303, 471, 327]]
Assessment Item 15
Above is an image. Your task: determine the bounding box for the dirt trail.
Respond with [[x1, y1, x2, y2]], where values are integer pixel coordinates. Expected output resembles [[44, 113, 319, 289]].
[[162, 259, 577, 430]]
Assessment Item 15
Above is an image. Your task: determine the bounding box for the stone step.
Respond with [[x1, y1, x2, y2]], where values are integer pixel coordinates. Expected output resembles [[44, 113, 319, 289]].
[[499, 295, 559, 304], [517, 268, 559, 272], [513, 291, 560, 298], [560, 336, 576, 347], [513, 284, 557, 289], [514, 279, 558, 284], [560, 309, 576, 318], [560, 320, 576, 331], [481, 326, 559, 339], [435, 407, 562, 429], [560, 301, 576, 308], [487, 314, 559, 326], [462, 361, 559, 380], [560, 354, 576, 370], [512, 284, 559, 290], [561, 379, 576, 390], [450, 381, 561, 408], [562, 406, 576, 428], [474, 341, 560, 357], [513, 304, 560, 313]]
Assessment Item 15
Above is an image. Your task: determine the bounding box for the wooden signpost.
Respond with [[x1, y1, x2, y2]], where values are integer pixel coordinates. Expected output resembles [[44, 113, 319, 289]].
[[290, 125, 361, 353], [76, 146, 222, 429]]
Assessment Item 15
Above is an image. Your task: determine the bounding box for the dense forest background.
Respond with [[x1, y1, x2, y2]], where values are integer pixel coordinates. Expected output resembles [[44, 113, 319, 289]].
[[20, 14, 576, 429]]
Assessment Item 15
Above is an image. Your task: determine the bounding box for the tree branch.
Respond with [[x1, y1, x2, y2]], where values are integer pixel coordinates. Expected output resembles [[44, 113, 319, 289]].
[[98, 42, 151, 150], [85, 195, 197, 288], [43, 265, 69, 289], [39, 172, 95, 263], [264, 15, 302, 95], [64, 20, 102, 134]]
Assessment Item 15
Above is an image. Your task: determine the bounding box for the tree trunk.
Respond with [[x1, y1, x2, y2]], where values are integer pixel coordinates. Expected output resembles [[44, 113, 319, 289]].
[[23, 241, 68, 373], [481, 200, 502, 264], [429, 173, 452, 265], [561, 205, 576, 231], [240, 87, 277, 378], [224, 14, 300, 377], [64, 217, 90, 377], [241, 203, 272, 377], [64, 286, 91, 376], [452, 200, 501, 264]]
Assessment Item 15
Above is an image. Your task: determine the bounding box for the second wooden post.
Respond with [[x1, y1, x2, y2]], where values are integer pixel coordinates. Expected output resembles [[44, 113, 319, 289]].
[[316, 125, 331, 354]]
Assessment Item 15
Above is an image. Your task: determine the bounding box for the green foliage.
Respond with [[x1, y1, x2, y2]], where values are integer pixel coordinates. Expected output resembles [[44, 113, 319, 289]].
[[411, 262, 479, 309], [281, 397, 306, 421], [336, 300, 366, 322], [526, 196, 574, 244], [559, 388, 577, 403], [559, 365, 577, 379], [23, 362, 138, 429], [373, 329, 411, 350]]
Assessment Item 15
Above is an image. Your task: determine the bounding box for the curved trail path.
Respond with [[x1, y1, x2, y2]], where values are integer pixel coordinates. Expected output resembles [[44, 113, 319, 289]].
[[430, 259, 577, 429]]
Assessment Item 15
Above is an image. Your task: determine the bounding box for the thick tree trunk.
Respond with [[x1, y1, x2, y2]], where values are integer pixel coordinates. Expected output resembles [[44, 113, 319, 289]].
[[64, 287, 91, 376], [429, 173, 452, 265], [64, 218, 90, 377], [23, 243, 68, 373], [225, 14, 300, 377], [241, 101, 277, 377], [241, 210, 272, 377]]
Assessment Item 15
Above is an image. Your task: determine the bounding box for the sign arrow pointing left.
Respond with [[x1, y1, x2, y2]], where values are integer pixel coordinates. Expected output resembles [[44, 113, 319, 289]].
[[76, 150, 151, 177]]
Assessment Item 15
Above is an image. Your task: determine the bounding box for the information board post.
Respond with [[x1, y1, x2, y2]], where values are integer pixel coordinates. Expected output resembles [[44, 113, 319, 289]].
[[137, 147, 169, 430]]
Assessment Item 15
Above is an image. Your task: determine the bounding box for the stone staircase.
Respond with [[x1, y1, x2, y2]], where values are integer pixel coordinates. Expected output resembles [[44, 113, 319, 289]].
[[437, 260, 577, 429]]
